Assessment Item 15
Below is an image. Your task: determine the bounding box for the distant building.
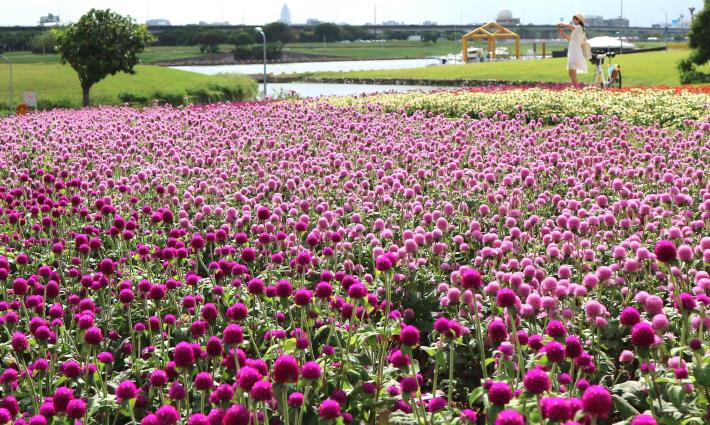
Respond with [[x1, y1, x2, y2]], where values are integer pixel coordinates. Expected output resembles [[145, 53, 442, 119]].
[[585, 15, 629, 27], [39, 13, 60, 26], [407, 35, 422, 41], [422, 20, 437, 25], [305, 18, 322, 26], [197, 21, 229, 25], [496, 10, 520, 26], [280, 4, 292, 25], [382, 20, 403, 25], [146, 19, 171, 26]]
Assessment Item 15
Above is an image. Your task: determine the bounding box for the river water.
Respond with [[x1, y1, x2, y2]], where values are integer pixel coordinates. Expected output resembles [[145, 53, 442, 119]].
[[172, 58, 441, 76], [260, 83, 442, 98]]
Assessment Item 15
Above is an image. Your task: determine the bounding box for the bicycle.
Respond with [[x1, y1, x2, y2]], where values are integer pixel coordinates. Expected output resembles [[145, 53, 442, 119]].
[[590, 51, 622, 89]]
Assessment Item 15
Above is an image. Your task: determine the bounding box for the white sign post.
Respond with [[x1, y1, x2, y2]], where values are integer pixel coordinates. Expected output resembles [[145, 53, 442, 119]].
[[23, 91, 37, 108]]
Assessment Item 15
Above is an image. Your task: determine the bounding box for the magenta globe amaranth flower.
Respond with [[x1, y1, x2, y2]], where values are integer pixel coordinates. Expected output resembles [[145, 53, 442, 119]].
[[495, 409, 525, 425], [173, 341, 195, 367], [496, 288, 517, 308], [523, 368, 550, 394], [460, 268, 482, 289], [222, 404, 249, 425], [273, 355, 299, 383], [488, 381, 513, 405], [318, 399, 341, 419], [631, 414, 658, 425], [301, 361, 322, 380], [115, 380, 138, 402], [631, 322, 656, 347], [65, 399, 86, 419], [582, 385, 612, 418], [399, 325, 420, 346], [654, 240, 677, 263]]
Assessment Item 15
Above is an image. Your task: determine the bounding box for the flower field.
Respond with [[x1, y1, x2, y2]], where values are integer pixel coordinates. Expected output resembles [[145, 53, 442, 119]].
[[328, 87, 710, 128], [0, 91, 708, 425]]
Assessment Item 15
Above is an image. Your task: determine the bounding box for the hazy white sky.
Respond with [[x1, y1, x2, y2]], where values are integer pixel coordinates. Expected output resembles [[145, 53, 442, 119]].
[[0, 0, 704, 27]]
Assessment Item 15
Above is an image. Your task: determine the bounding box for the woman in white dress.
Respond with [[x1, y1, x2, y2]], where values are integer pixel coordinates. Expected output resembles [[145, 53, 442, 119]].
[[557, 13, 588, 86]]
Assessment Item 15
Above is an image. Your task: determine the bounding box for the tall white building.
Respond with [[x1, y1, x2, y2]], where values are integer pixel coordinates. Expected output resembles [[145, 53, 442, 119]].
[[280, 4, 292, 25]]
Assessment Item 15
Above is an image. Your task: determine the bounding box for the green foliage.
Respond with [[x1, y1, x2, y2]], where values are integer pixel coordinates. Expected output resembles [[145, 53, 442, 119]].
[[232, 30, 255, 46], [314, 23, 342, 42], [195, 29, 228, 53], [29, 30, 58, 54], [678, 0, 710, 83], [117, 91, 150, 105], [263, 22, 294, 44], [56, 9, 155, 106], [233, 43, 283, 61]]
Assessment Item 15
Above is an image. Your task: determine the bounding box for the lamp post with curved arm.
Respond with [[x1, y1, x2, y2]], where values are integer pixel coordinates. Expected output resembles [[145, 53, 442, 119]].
[[255, 27, 267, 98]]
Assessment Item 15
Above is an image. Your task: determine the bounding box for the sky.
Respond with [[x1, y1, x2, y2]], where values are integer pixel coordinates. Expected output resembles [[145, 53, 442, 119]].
[[0, 0, 704, 27]]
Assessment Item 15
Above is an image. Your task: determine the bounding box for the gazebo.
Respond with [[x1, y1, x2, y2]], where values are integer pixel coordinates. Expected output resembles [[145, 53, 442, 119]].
[[462, 22, 521, 62]]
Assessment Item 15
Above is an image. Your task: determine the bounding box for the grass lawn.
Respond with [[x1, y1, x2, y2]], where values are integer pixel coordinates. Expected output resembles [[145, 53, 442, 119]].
[[310, 50, 708, 87], [0, 45, 237, 64], [0, 63, 257, 109]]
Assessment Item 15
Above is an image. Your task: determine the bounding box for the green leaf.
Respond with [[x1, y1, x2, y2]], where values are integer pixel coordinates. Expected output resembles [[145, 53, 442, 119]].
[[613, 394, 640, 418], [668, 386, 685, 409], [468, 386, 484, 405]]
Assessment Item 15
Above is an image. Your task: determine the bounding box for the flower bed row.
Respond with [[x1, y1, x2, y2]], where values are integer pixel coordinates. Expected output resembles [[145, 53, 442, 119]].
[[326, 88, 710, 128], [0, 101, 708, 425]]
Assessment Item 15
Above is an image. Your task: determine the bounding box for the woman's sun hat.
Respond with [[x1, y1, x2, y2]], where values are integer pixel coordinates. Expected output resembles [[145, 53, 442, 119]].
[[573, 13, 586, 25]]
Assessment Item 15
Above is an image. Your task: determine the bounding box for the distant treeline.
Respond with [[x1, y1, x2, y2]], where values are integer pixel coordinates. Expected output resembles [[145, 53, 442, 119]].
[[0, 22, 680, 58]]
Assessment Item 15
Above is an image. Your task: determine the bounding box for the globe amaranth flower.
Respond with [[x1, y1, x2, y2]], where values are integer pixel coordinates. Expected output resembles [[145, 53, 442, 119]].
[[631, 414, 658, 425], [399, 325, 420, 346], [301, 361, 322, 380], [494, 409, 525, 425], [460, 269, 482, 289], [620, 307, 641, 326], [236, 366, 262, 391], [523, 368, 550, 394], [173, 341, 195, 368], [654, 240, 677, 263], [250, 380, 273, 401], [496, 288, 517, 308], [488, 381, 513, 405], [222, 404, 249, 425], [631, 322, 656, 347], [582, 385, 612, 418], [318, 399, 341, 419], [272, 355, 299, 383], [115, 380, 138, 402]]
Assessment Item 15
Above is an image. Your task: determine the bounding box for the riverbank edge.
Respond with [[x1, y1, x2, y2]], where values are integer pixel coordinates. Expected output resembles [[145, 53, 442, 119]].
[[264, 75, 540, 87]]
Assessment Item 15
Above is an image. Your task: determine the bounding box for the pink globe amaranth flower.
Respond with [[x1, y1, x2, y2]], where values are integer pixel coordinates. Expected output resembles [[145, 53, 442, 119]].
[[168, 382, 186, 400], [460, 409, 478, 424], [400, 376, 419, 393], [272, 355, 299, 383], [250, 380, 273, 401], [546, 320, 566, 338], [155, 404, 181, 425], [188, 413, 209, 425], [631, 414, 658, 425], [428, 396, 447, 412], [315, 281, 334, 298], [496, 288, 517, 308], [318, 399, 341, 419], [488, 381, 513, 405], [115, 380, 138, 402], [222, 324, 244, 345], [620, 307, 641, 326], [564, 335, 584, 359], [194, 372, 214, 391], [294, 288, 313, 306], [28, 415, 47, 425], [52, 387, 74, 412], [631, 322, 656, 347], [541, 397, 573, 421], [399, 325, 420, 346], [84, 326, 103, 345], [288, 392, 305, 407], [654, 240, 677, 263], [523, 368, 550, 394], [173, 341, 195, 368], [236, 366, 262, 391], [582, 385, 612, 418], [347, 282, 367, 299], [222, 404, 249, 425], [150, 370, 168, 387], [488, 318, 508, 342], [544, 341, 566, 363], [65, 399, 86, 419], [619, 350, 635, 363], [11, 332, 28, 352], [211, 384, 235, 403], [0, 408, 11, 424], [301, 361, 322, 380], [495, 409, 525, 425], [460, 268, 483, 289]]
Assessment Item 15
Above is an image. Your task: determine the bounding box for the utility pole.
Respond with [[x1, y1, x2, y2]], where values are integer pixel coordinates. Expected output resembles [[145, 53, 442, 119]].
[[619, 0, 623, 53], [374, 5, 377, 41]]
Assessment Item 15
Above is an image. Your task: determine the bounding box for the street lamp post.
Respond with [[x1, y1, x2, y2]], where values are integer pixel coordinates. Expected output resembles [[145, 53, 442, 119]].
[[0, 54, 12, 110], [661, 9, 668, 49], [619, 0, 624, 53], [255, 27, 267, 98]]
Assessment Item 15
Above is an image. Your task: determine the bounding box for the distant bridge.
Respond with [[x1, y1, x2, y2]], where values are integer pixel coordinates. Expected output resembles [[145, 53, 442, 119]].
[[0, 23, 687, 35]]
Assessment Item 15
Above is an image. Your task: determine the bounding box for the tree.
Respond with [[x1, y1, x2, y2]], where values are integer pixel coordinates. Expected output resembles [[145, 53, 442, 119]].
[[232, 30, 255, 46], [263, 22, 294, 44], [314, 23, 341, 42], [678, 0, 710, 83], [56, 9, 154, 107], [195, 29, 228, 53], [30, 30, 58, 54]]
